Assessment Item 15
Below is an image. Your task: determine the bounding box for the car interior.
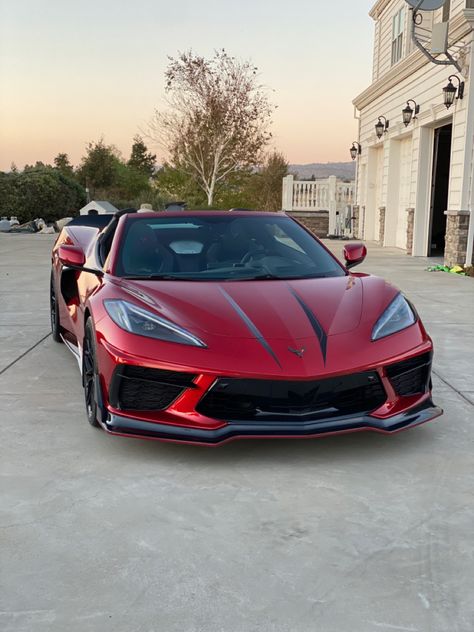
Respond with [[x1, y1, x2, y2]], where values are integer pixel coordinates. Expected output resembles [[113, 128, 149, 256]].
[[114, 216, 345, 280]]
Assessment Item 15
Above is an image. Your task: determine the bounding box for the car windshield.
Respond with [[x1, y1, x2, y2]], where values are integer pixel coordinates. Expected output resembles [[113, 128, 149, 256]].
[[118, 214, 345, 281]]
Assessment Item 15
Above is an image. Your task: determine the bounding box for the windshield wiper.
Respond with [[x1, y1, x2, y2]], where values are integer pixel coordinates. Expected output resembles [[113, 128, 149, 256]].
[[122, 274, 188, 281], [122, 272, 334, 282], [240, 273, 282, 280], [237, 272, 331, 281]]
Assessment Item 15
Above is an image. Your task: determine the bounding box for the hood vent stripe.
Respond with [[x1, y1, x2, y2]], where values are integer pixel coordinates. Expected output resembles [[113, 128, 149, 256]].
[[289, 287, 328, 364], [218, 288, 281, 368]]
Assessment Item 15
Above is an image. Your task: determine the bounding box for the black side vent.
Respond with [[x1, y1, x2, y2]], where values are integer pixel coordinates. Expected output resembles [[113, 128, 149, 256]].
[[109, 365, 197, 411], [386, 352, 432, 397]]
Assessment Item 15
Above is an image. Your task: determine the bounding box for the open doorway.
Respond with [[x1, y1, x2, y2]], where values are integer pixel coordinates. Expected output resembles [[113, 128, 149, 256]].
[[428, 123, 452, 256]]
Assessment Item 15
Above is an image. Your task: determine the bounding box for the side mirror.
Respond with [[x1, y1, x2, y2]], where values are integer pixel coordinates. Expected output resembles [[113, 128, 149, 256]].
[[58, 245, 85, 267], [58, 244, 104, 277], [343, 242, 367, 270]]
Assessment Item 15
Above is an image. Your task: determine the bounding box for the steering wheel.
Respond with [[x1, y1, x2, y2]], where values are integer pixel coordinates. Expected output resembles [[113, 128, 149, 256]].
[[240, 250, 266, 265]]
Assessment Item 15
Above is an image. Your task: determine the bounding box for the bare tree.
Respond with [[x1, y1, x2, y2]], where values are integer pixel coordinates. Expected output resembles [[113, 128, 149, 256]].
[[147, 50, 274, 206]]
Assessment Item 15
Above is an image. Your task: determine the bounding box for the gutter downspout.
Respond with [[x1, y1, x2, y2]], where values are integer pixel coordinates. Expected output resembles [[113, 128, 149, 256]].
[[410, 1, 463, 73]]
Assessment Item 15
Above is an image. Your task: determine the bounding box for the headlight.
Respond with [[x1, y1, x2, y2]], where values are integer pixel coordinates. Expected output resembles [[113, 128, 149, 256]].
[[372, 293, 416, 341], [104, 299, 207, 347]]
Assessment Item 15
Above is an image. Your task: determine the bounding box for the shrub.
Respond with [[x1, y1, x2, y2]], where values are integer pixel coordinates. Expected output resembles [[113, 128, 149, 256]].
[[0, 167, 86, 223]]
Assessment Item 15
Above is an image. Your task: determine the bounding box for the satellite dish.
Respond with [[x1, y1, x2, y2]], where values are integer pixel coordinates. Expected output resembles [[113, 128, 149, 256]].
[[405, 0, 447, 10]]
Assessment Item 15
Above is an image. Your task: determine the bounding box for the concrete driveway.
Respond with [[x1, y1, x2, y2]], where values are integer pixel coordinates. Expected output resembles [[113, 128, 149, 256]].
[[1, 234, 473, 632]]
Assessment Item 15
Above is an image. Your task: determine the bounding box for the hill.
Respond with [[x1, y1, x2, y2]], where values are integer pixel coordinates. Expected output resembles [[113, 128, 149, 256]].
[[289, 162, 356, 181]]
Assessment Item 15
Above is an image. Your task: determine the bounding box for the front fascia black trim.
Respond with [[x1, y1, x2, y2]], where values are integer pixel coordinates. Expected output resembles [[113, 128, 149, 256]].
[[288, 287, 328, 363], [108, 364, 196, 411], [104, 399, 443, 444], [218, 287, 281, 367]]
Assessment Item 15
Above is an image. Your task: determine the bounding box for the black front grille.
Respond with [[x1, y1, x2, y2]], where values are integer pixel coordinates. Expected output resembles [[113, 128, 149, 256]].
[[385, 352, 432, 397], [109, 365, 197, 411], [196, 372, 387, 422]]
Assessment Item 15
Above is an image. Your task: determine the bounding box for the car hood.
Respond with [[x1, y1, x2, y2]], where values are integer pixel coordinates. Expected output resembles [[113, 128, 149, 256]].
[[114, 275, 389, 341]]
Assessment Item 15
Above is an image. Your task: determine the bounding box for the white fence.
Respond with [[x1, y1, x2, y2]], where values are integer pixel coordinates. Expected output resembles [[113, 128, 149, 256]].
[[282, 175, 355, 235]]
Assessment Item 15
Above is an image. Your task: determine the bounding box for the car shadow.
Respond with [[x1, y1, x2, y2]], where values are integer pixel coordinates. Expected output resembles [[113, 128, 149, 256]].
[[104, 419, 441, 467]]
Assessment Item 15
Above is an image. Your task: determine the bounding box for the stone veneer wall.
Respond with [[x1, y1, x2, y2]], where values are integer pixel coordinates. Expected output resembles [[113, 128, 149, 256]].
[[444, 210, 472, 267], [406, 208, 415, 255], [378, 207, 386, 246], [287, 211, 329, 238]]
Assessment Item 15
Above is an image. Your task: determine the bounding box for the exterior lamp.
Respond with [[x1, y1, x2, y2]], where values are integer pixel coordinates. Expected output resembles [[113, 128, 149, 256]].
[[350, 142, 362, 161], [443, 75, 465, 109], [402, 100, 420, 127], [375, 116, 389, 139]]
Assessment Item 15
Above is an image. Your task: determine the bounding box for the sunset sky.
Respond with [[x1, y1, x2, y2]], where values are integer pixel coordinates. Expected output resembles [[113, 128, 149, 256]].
[[0, 0, 375, 170]]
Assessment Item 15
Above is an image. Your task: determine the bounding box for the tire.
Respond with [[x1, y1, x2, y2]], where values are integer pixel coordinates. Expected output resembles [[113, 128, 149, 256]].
[[83, 319, 100, 427], [50, 271, 63, 343]]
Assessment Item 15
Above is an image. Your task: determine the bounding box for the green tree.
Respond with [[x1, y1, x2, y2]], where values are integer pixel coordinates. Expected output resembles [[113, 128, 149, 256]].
[[117, 163, 150, 199], [0, 172, 17, 213], [153, 163, 206, 208], [0, 166, 86, 222], [24, 161, 50, 171], [153, 152, 288, 211], [213, 152, 288, 211], [213, 169, 256, 210], [128, 135, 156, 177], [54, 153, 74, 177], [77, 139, 121, 196], [253, 151, 289, 211], [101, 162, 154, 208]]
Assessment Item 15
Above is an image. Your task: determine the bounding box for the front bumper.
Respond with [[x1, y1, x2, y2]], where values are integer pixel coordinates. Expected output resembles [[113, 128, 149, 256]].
[[102, 398, 443, 445]]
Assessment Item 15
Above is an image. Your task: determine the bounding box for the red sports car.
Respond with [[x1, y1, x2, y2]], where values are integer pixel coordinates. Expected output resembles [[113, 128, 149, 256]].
[[50, 210, 442, 445]]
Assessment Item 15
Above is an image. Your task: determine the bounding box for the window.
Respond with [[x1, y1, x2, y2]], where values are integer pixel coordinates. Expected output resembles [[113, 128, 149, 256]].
[[118, 215, 345, 280], [269, 223, 304, 253], [391, 7, 405, 66]]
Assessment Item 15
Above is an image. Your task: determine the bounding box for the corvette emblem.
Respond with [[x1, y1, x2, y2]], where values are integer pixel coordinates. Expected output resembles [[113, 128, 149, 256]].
[[288, 347, 305, 358]]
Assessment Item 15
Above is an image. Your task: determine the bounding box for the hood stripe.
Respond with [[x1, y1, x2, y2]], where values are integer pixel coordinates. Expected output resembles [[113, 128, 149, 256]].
[[288, 287, 327, 364], [218, 287, 281, 368]]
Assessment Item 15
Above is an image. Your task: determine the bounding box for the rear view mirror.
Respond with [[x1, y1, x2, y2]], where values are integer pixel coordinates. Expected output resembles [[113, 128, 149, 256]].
[[343, 243, 367, 270], [58, 245, 86, 267]]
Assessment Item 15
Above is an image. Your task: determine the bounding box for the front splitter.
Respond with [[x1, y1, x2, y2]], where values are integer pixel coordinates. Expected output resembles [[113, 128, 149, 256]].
[[103, 399, 443, 445]]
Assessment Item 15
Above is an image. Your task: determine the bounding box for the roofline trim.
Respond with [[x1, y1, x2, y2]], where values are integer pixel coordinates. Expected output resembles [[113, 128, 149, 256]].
[[369, 0, 393, 20]]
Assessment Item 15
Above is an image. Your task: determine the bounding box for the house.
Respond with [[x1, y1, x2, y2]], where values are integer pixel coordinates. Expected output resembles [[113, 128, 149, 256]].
[[78, 201, 119, 216], [353, 0, 474, 266]]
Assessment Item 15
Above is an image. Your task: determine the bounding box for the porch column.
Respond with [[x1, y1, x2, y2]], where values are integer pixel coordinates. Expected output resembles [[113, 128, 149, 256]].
[[328, 175, 337, 235], [444, 210, 471, 266], [352, 205, 360, 239], [378, 207, 386, 246], [406, 208, 415, 255], [282, 175, 294, 211]]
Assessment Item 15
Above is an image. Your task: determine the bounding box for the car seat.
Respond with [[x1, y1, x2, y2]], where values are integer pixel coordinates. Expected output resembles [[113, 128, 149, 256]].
[[206, 219, 257, 267], [122, 222, 175, 275]]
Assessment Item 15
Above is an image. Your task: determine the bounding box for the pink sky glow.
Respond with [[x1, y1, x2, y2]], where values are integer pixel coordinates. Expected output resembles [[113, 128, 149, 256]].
[[0, 0, 375, 170]]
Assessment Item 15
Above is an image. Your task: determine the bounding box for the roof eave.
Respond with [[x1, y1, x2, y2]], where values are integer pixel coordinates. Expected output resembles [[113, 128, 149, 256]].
[[369, 0, 392, 20]]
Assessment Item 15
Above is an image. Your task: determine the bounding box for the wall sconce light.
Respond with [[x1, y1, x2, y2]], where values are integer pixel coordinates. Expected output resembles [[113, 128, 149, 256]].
[[375, 116, 389, 139], [443, 75, 465, 109], [350, 141, 362, 161], [402, 100, 420, 127]]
